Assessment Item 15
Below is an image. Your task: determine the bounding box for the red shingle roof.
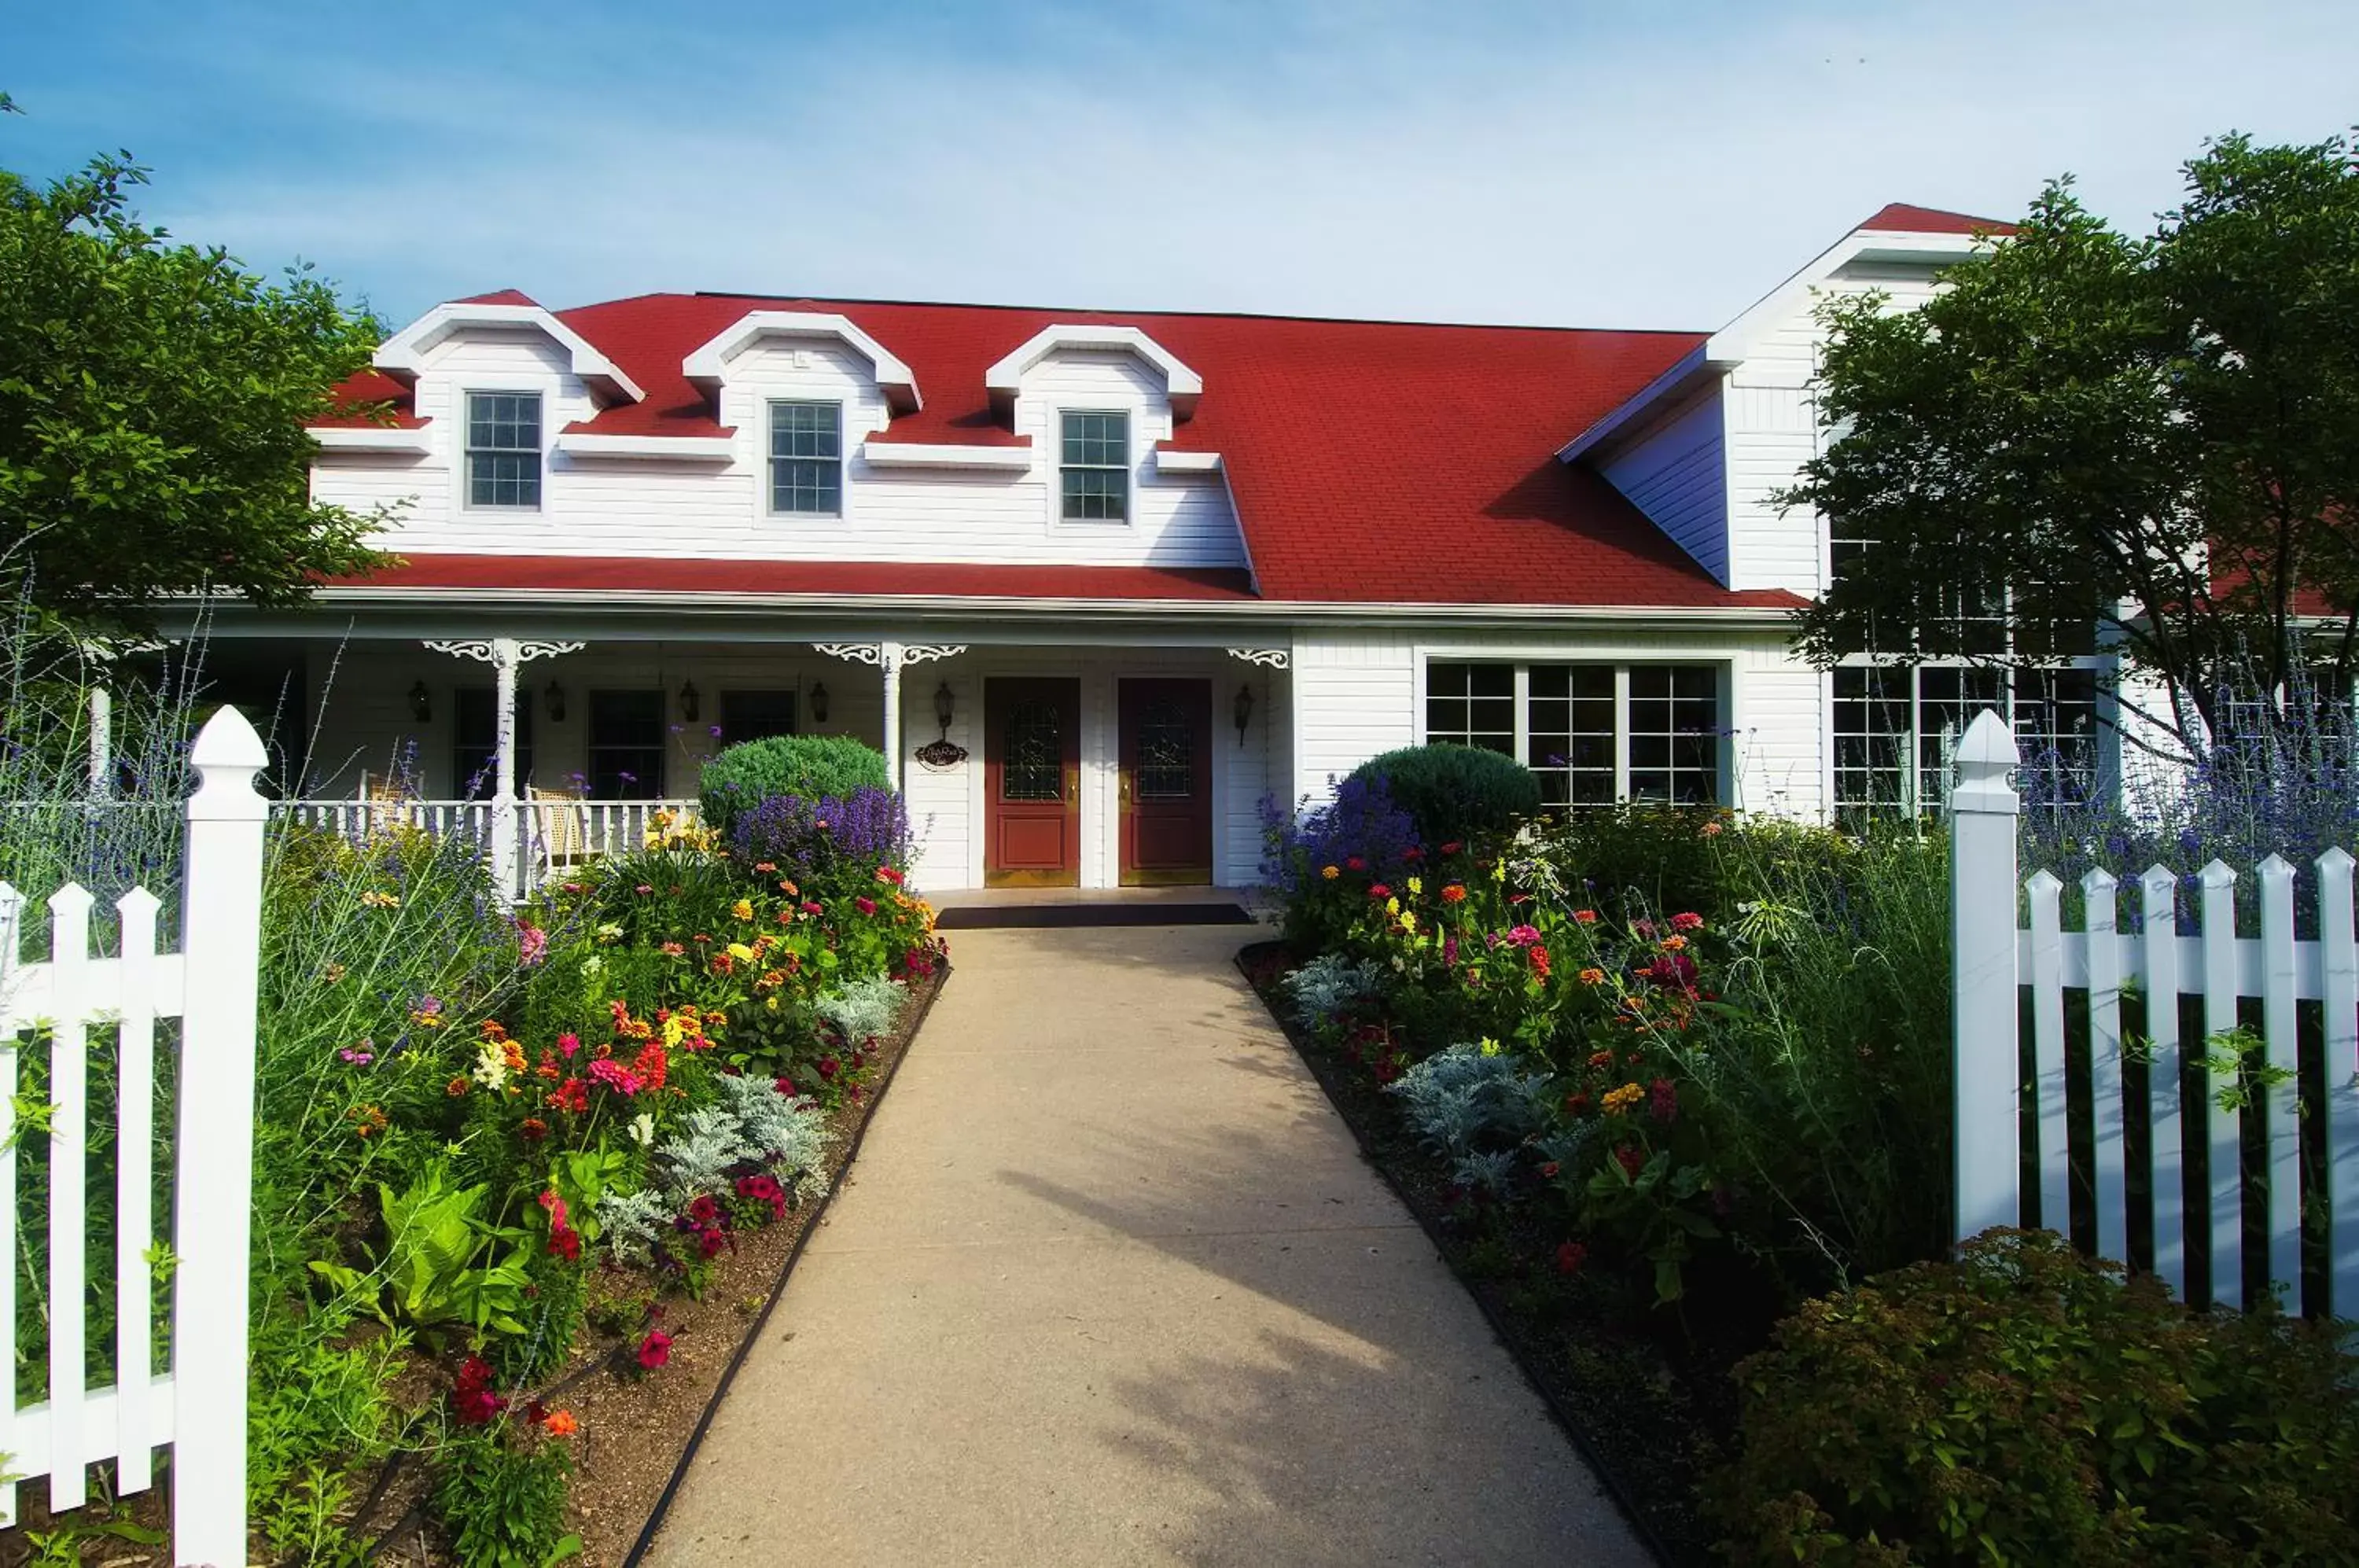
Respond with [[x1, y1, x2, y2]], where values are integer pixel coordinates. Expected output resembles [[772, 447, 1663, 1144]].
[[1857, 202, 2016, 236], [326, 293, 1815, 609]]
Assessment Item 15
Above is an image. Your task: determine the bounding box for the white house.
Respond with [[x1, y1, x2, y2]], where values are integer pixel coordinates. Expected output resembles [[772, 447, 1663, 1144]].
[[201, 201, 2087, 893]]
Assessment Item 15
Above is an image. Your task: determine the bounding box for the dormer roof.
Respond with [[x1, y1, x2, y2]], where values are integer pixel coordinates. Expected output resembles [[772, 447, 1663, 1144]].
[[680, 311, 922, 414], [374, 296, 645, 405], [983, 324, 1202, 420]]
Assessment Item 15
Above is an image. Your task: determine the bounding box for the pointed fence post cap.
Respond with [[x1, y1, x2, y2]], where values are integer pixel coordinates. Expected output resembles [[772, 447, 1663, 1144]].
[[2319, 846, 2357, 873], [189, 705, 270, 821], [1949, 708, 2019, 816], [2256, 852, 2295, 882], [2199, 858, 2239, 889], [2026, 867, 2063, 896]]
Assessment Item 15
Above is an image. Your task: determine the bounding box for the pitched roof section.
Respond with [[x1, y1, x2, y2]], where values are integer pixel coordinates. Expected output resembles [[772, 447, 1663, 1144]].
[[326, 291, 1801, 608], [331, 555, 1260, 603], [1857, 202, 2017, 236]]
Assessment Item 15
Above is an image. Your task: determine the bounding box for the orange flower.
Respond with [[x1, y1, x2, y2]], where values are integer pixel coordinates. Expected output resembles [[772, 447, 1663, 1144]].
[[1578, 966, 1606, 986], [446, 1077, 469, 1097], [545, 1409, 579, 1437]]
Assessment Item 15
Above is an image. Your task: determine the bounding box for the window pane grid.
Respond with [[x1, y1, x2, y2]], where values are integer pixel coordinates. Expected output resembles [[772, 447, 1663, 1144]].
[[1425, 660, 1722, 809], [1628, 665, 1720, 806], [1059, 411, 1128, 522], [1424, 662, 1515, 756], [466, 392, 541, 509], [1526, 664, 1615, 808], [769, 401, 842, 514]]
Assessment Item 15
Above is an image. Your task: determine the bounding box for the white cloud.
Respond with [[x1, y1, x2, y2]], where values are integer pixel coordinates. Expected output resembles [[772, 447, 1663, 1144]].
[[135, 0, 2359, 328]]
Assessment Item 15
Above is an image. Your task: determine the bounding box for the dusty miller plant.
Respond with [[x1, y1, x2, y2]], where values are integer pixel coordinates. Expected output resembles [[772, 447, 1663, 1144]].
[[1387, 1043, 1549, 1194], [815, 974, 903, 1043], [1283, 952, 1381, 1024]]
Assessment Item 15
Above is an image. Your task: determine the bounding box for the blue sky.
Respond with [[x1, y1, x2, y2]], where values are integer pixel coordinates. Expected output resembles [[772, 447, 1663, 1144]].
[[7, 2, 2357, 330]]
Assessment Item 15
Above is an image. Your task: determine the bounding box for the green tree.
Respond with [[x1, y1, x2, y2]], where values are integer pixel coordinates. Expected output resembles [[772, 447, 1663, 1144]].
[[1, 149, 393, 635], [1785, 132, 2359, 752]]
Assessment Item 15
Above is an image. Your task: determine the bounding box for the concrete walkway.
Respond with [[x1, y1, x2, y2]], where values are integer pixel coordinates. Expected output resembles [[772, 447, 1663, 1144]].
[[646, 924, 1647, 1568]]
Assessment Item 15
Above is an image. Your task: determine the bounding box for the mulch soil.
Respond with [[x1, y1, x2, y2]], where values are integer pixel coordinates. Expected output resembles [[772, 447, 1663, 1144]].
[[1236, 939, 1738, 1568], [0, 961, 947, 1568]]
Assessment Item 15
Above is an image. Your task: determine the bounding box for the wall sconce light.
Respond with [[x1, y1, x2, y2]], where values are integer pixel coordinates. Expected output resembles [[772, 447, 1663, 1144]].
[[933, 680, 955, 739], [678, 679, 701, 723], [808, 681, 830, 725], [544, 679, 566, 723], [1233, 683, 1254, 746], [409, 681, 432, 723]]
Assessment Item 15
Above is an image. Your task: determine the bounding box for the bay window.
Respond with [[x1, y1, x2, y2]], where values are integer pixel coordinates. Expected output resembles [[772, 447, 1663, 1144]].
[[1425, 661, 1724, 808]]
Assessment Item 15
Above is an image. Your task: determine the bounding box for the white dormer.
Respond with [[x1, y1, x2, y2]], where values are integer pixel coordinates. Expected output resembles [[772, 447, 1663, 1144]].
[[985, 325, 1202, 421], [682, 312, 922, 414], [376, 299, 644, 406]]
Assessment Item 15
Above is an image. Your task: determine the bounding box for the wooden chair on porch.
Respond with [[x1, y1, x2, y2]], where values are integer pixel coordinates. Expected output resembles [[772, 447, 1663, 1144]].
[[355, 770, 418, 837], [527, 783, 592, 884]]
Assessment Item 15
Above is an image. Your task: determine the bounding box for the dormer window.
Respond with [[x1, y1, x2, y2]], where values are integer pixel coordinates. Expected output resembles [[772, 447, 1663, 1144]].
[[1060, 410, 1129, 522], [466, 392, 543, 509], [769, 399, 843, 515]]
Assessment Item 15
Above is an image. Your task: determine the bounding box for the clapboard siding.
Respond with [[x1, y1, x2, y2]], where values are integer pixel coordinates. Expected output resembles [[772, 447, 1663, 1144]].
[[1731, 650, 1825, 819], [313, 331, 1246, 569], [1597, 388, 1728, 581], [1290, 631, 1418, 804], [1724, 258, 1946, 594]]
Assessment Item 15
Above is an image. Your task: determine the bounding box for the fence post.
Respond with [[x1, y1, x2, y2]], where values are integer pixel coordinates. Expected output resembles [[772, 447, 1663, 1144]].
[[173, 707, 268, 1567], [1951, 709, 2021, 1243]]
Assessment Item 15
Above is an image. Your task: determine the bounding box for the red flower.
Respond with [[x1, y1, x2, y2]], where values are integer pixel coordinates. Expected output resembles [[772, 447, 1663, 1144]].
[[1649, 1077, 1679, 1123], [1402, 846, 1424, 863], [686, 1194, 722, 1227], [632, 1040, 669, 1094], [773, 1076, 797, 1099], [876, 866, 905, 885], [1440, 883, 1467, 904], [452, 1356, 506, 1425], [1540, 1161, 1562, 1179], [1555, 1240, 1588, 1275], [1614, 1144, 1645, 1180], [550, 1077, 590, 1114], [1345, 856, 1367, 872], [802, 900, 825, 918], [1573, 909, 1598, 925], [519, 1117, 549, 1143], [637, 1330, 672, 1371], [855, 896, 878, 916], [1367, 883, 1392, 900], [818, 1055, 841, 1080], [1669, 911, 1704, 932], [1527, 944, 1550, 979]]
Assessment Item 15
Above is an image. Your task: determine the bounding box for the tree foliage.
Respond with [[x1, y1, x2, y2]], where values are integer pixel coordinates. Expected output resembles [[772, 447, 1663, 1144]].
[[0, 150, 392, 634], [1786, 132, 2359, 749]]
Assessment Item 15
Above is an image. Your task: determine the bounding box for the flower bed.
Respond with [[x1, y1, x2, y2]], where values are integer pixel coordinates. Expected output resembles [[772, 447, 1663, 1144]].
[[8, 772, 948, 1565]]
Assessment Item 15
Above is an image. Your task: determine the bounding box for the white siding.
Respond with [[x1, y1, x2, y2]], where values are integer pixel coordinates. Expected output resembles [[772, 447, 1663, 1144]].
[[1597, 388, 1728, 582], [1730, 649, 1825, 819], [312, 330, 1246, 569], [1290, 630, 1419, 806], [1723, 257, 1946, 595]]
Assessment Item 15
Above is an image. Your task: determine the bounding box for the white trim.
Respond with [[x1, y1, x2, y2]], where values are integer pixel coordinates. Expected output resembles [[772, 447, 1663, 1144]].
[[857, 440, 1034, 471], [986, 325, 1204, 419], [1555, 344, 1717, 463], [552, 432, 735, 462], [377, 302, 643, 405], [763, 398, 849, 522], [455, 383, 554, 521], [309, 425, 434, 455], [1151, 448, 1223, 474], [683, 312, 920, 414]]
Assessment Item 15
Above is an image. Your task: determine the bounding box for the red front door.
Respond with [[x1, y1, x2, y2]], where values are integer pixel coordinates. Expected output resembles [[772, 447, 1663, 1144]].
[[1119, 678, 1213, 885], [985, 678, 1081, 887]]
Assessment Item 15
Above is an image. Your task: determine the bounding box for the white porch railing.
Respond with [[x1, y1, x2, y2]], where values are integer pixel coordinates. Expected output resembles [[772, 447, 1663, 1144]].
[[273, 797, 703, 898], [1950, 709, 2359, 1319], [0, 708, 267, 1563]]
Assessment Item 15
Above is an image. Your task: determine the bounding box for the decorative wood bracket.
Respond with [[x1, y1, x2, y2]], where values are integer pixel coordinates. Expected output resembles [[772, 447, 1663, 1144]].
[[423, 639, 585, 665], [1224, 647, 1289, 670], [811, 642, 969, 669]]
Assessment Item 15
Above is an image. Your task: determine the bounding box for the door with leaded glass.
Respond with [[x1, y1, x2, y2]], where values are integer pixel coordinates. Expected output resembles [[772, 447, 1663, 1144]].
[[1117, 678, 1213, 885], [984, 677, 1081, 887]]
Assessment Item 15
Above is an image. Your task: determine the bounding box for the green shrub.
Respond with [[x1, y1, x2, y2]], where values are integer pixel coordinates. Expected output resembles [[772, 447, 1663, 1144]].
[[1345, 745, 1539, 845], [698, 734, 889, 836], [432, 1429, 579, 1568], [1711, 1229, 2359, 1566]]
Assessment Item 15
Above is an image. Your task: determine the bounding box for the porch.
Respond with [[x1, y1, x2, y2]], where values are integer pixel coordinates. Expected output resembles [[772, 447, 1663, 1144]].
[[215, 626, 1293, 897]]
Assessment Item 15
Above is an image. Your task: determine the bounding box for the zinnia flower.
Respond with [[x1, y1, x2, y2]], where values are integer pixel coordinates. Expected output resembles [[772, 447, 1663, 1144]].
[[1505, 924, 1541, 947], [1440, 884, 1466, 904], [545, 1410, 579, 1437], [1321, 865, 1341, 880], [856, 896, 878, 916], [732, 899, 754, 921], [1367, 884, 1391, 900], [1669, 911, 1704, 932], [1572, 909, 1599, 925], [1437, 841, 1463, 856]]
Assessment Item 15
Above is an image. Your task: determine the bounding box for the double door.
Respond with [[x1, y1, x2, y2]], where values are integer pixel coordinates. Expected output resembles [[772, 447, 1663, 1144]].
[[981, 676, 1213, 887]]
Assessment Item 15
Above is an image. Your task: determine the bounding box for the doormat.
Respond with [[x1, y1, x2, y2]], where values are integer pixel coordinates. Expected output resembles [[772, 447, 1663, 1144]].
[[935, 902, 1255, 930]]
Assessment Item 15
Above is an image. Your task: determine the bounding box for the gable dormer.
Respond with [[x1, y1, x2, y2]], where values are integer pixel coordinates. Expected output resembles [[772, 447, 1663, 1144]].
[[376, 294, 644, 405], [984, 325, 1202, 422], [1561, 205, 2008, 595], [683, 312, 922, 415]]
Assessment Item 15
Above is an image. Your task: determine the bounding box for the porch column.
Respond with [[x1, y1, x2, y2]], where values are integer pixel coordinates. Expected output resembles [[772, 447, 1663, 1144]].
[[814, 642, 970, 794], [425, 637, 584, 897]]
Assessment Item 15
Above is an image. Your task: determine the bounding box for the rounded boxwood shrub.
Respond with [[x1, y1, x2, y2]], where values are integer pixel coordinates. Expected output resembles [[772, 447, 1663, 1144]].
[[698, 734, 890, 837], [1345, 744, 1540, 846], [1709, 1228, 2359, 1566]]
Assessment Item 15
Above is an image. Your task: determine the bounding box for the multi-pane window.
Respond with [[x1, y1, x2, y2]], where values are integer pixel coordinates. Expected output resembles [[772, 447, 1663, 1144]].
[[719, 690, 797, 745], [769, 401, 842, 514], [1060, 411, 1129, 522], [1425, 661, 1723, 808], [1424, 662, 1514, 754], [1527, 666, 1615, 807], [587, 690, 665, 799], [1832, 664, 2097, 816], [1628, 666, 1720, 805], [452, 687, 535, 797], [466, 392, 542, 509]]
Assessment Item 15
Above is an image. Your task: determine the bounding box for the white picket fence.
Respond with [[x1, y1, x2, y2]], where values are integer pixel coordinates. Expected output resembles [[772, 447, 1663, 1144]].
[[0, 709, 266, 1564], [274, 795, 700, 900], [1951, 709, 2359, 1317]]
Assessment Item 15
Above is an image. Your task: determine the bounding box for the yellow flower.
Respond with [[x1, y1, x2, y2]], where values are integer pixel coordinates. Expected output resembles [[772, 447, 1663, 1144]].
[[731, 898, 754, 922], [727, 941, 757, 963], [360, 889, 400, 909], [1406, 875, 1423, 897], [1321, 865, 1341, 880], [1492, 859, 1507, 883], [1578, 966, 1606, 986], [1385, 896, 1400, 916], [1478, 1037, 1502, 1057], [1399, 910, 1417, 935], [1602, 1082, 1644, 1116]]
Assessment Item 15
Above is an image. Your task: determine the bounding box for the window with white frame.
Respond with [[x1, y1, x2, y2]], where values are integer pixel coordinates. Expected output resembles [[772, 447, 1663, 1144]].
[[1831, 664, 2098, 816], [769, 400, 842, 515], [1059, 410, 1128, 521], [1426, 661, 1724, 808], [466, 392, 542, 509]]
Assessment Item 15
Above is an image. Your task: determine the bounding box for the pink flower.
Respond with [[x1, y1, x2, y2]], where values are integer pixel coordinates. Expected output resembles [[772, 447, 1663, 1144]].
[[856, 896, 878, 916], [1505, 924, 1542, 947], [516, 919, 548, 967], [773, 1076, 797, 1098], [637, 1330, 672, 1371], [1345, 856, 1367, 872], [1367, 883, 1392, 900], [1649, 1077, 1679, 1123], [558, 1032, 580, 1059], [802, 900, 824, 918], [589, 1058, 643, 1096], [1669, 911, 1704, 932]]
